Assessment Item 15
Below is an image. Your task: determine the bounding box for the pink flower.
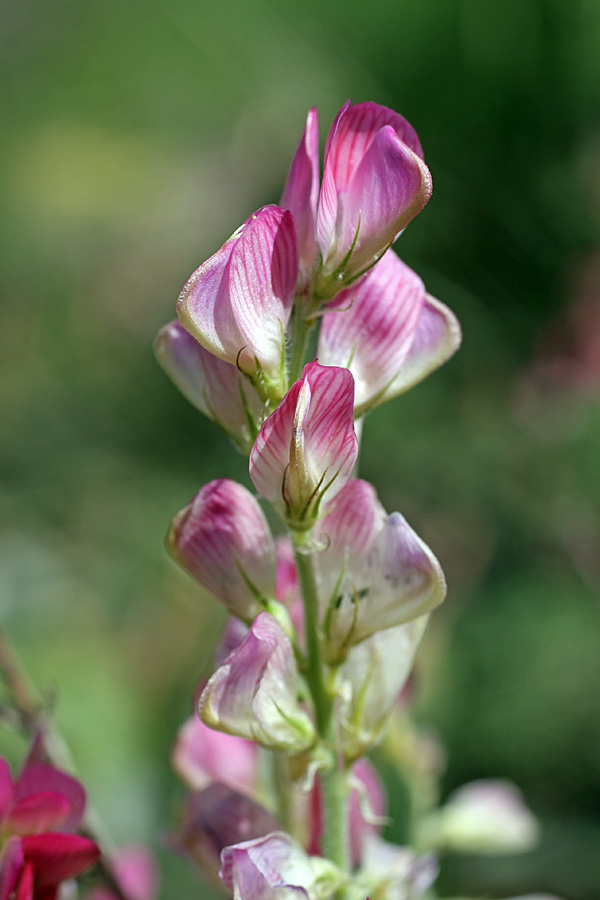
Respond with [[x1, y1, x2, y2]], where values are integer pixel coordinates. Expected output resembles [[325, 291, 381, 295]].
[[280, 108, 320, 292], [315, 480, 446, 652], [220, 832, 342, 900], [154, 321, 266, 452], [167, 479, 276, 622], [199, 612, 315, 752], [314, 102, 432, 294], [177, 205, 298, 401], [172, 717, 257, 796], [318, 250, 461, 414], [0, 758, 99, 900], [249, 362, 358, 530]]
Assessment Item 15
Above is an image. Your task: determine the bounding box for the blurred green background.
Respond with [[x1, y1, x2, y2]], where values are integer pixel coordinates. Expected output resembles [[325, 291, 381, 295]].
[[1, 0, 600, 897]]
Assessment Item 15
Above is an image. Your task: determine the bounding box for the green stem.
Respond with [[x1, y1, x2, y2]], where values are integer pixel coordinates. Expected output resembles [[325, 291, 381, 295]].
[[292, 534, 349, 879], [288, 298, 314, 385]]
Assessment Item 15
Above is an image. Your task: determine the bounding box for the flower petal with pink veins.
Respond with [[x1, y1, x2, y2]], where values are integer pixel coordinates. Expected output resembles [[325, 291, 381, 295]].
[[199, 613, 315, 752], [316, 102, 430, 292], [177, 206, 298, 392], [154, 321, 266, 450], [249, 363, 358, 529], [167, 479, 276, 622], [281, 109, 320, 289]]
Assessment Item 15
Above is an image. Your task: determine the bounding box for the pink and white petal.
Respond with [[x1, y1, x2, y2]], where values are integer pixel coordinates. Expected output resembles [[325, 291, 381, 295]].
[[387, 293, 462, 397], [177, 238, 241, 363], [300, 363, 358, 506], [325, 102, 424, 193], [353, 513, 445, 642], [200, 613, 314, 751], [314, 479, 386, 608], [220, 832, 340, 900], [15, 765, 86, 834], [172, 716, 257, 794], [6, 792, 71, 836], [250, 378, 305, 504], [229, 206, 298, 375], [167, 479, 276, 621], [318, 252, 425, 410], [281, 109, 320, 279], [341, 127, 432, 276]]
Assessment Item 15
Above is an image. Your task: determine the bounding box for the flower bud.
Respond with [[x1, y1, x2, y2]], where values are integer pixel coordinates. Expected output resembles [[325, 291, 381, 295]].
[[315, 102, 431, 296], [318, 251, 460, 414], [249, 362, 358, 530], [154, 321, 266, 451], [167, 479, 276, 622], [177, 205, 298, 402], [199, 613, 315, 753]]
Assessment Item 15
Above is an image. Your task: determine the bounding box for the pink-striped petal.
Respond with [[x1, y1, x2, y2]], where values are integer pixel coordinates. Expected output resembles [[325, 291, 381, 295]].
[[178, 206, 298, 388], [167, 479, 276, 622], [281, 108, 319, 289], [318, 251, 425, 412], [387, 293, 462, 397], [317, 102, 429, 288], [336, 126, 431, 278], [315, 480, 446, 651], [154, 321, 266, 450], [199, 613, 315, 752], [324, 102, 424, 192], [249, 363, 358, 528]]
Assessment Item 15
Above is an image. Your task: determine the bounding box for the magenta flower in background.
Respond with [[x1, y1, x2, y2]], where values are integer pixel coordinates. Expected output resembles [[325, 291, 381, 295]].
[[199, 612, 315, 752], [0, 758, 99, 900], [318, 250, 461, 414], [249, 362, 358, 529], [167, 479, 276, 622], [315, 480, 445, 651], [315, 102, 432, 293], [281, 107, 320, 292], [177, 205, 298, 399], [154, 320, 266, 451]]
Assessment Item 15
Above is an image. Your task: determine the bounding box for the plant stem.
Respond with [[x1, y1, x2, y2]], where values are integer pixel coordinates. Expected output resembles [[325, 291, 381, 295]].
[[292, 535, 349, 880], [288, 299, 314, 385], [0, 627, 131, 900]]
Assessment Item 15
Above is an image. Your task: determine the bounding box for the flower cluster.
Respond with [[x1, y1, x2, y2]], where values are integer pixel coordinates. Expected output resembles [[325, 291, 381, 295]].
[[156, 101, 540, 900]]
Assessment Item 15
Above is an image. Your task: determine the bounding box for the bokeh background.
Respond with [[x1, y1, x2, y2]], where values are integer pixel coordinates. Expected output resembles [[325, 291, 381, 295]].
[[2, 0, 600, 897]]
